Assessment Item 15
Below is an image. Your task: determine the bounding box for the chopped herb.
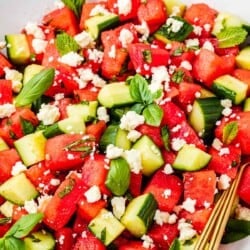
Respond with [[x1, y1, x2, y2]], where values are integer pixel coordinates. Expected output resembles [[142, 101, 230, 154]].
[[20, 117, 35, 135], [222, 121, 238, 145], [100, 227, 107, 242], [161, 126, 170, 151], [9, 130, 17, 139], [171, 70, 185, 83], [142, 49, 152, 64], [0, 217, 11, 225], [172, 47, 184, 56], [58, 178, 75, 198]]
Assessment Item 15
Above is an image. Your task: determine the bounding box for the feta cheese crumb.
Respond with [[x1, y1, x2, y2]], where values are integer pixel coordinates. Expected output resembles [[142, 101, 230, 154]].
[[106, 144, 124, 159], [180, 60, 192, 71], [168, 213, 178, 224], [84, 185, 101, 203], [185, 38, 199, 48], [0, 41, 6, 49], [171, 138, 186, 151], [25, 22, 45, 39], [181, 198, 196, 213], [150, 66, 170, 93], [119, 29, 134, 48], [166, 17, 184, 33], [50, 178, 60, 186], [54, 0, 65, 9], [24, 200, 38, 214], [193, 25, 202, 36], [90, 4, 110, 16], [127, 130, 141, 142], [123, 149, 142, 174], [4, 67, 23, 93], [117, 0, 132, 16], [162, 164, 174, 175], [32, 38, 48, 54], [154, 209, 170, 225], [87, 49, 103, 63], [202, 40, 214, 52], [37, 103, 60, 125], [108, 45, 116, 58], [218, 174, 231, 190], [58, 52, 84, 67], [111, 197, 126, 219], [135, 21, 150, 41], [11, 161, 27, 176], [97, 106, 110, 122], [178, 219, 197, 241], [212, 138, 223, 151], [120, 111, 145, 131], [235, 204, 250, 221], [163, 189, 172, 199], [0, 103, 16, 118], [74, 31, 94, 48], [218, 147, 230, 156], [141, 235, 155, 249]]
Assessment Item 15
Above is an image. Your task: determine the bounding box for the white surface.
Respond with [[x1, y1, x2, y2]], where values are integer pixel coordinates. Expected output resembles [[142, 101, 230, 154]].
[[0, 0, 250, 249]]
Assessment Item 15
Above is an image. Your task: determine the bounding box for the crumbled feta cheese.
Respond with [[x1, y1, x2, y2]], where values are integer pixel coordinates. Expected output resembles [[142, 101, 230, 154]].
[[154, 209, 170, 226], [87, 48, 103, 63], [141, 235, 155, 249], [202, 40, 214, 52], [127, 130, 141, 142], [162, 164, 174, 175], [11, 161, 27, 176], [181, 198, 196, 213], [91, 74, 106, 88], [204, 201, 211, 209], [171, 6, 181, 16], [97, 106, 110, 122], [106, 144, 124, 159], [111, 197, 126, 219], [166, 17, 184, 33], [218, 174, 231, 190], [123, 149, 142, 174], [0, 103, 16, 118], [150, 66, 170, 93], [117, 0, 132, 16], [222, 107, 233, 117], [24, 200, 38, 214], [0, 41, 6, 49], [162, 189, 171, 199], [119, 29, 134, 48], [50, 178, 60, 186], [74, 31, 94, 48], [203, 23, 211, 32], [218, 147, 230, 156], [37, 103, 60, 125], [32, 38, 48, 54], [58, 52, 84, 67], [185, 38, 199, 48], [168, 213, 178, 224], [193, 25, 202, 36], [54, 93, 64, 101], [178, 219, 197, 241], [171, 138, 186, 151], [235, 205, 250, 221], [172, 124, 182, 133], [180, 60, 192, 71], [221, 99, 232, 108], [67, 153, 75, 160], [4, 67, 23, 93], [135, 21, 150, 41], [54, 0, 65, 9], [84, 185, 101, 203], [120, 111, 145, 131], [90, 4, 110, 16], [25, 22, 45, 39], [37, 194, 53, 211], [212, 138, 223, 151], [108, 45, 116, 58]]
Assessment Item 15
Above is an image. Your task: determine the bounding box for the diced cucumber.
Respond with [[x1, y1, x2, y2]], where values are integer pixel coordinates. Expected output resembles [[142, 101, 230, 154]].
[[172, 144, 211, 171], [88, 208, 125, 246], [188, 97, 223, 142], [24, 230, 55, 250], [14, 131, 47, 166], [99, 124, 131, 152], [236, 46, 250, 70], [23, 64, 45, 85], [85, 14, 119, 40], [0, 173, 38, 205], [43, 116, 85, 138], [199, 88, 215, 98], [5, 34, 30, 65], [98, 82, 135, 108], [121, 193, 157, 237], [243, 97, 250, 111], [0, 200, 14, 217], [66, 101, 98, 122], [212, 12, 244, 35], [212, 74, 248, 104], [162, 0, 186, 16], [0, 137, 9, 151], [132, 135, 164, 176], [154, 16, 193, 42]]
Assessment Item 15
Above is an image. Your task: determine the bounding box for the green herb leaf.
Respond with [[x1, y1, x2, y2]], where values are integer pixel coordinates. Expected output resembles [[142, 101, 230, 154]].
[[129, 74, 153, 104], [142, 49, 152, 64], [130, 103, 145, 114], [3, 237, 25, 250], [0, 217, 11, 225], [20, 117, 35, 135], [222, 121, 238, 144], [171, 70, 184, 83], [161, 126, 170, 151], [62, 0, 85, 17], [105, 157, 130, 196], [58, 178, 76, 198], [56, 32, 80, 56], [15, 68, 55, 107], [169, 238, 181, 250], [5, 213, 43, 239], [172, 47, 184, 56], [217, 27, 248, 48], [143, 103, 163, 127]]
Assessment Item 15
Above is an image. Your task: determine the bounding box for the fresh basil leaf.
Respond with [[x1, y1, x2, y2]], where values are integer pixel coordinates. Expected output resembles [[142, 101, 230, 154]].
[[58, 178, 76, 198], [4, 237, 25, 250], [105, 157, 130, 196], [172, 47, 184, 56], [5, 213, 43, 239], [15, 68, 55, 107], [161, 126, 170, 151], [130, 103, 145, 114], [143, 103, 163, 127], [152, 89, 163, 100], [62, 0, 85, 17], [0, 217, 11, 225], [217, 27, 248, 48], [56, 32, 80, 56], [20, 117, 35, 135], [222, 231, 248, 244], [0, 238, 5, 249], [129, 74, 153, 105], [169, 238, 181, 250], [171, 70, 184, 83], [142, 49, 152, 64], [222, 121, 238, 145]]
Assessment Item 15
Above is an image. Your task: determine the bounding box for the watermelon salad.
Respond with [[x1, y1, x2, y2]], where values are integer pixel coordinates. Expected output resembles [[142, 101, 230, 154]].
[[1, 0, 250, 249]]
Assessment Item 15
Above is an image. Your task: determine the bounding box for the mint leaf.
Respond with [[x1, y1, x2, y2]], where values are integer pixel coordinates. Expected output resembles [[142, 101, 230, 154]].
[[62, 0, 85, 17], [217, 27, 247, 48], [143, 103, 163, 127], [3, 237, 25, 250], [169, 238, 181, 250], [129, 74, 153, 105], [5, 213, 43, 239], [20, 117, 35, 135], [161, 126, 170, 151], [56, 33, 80, 56], [222, 121, 238, 145]]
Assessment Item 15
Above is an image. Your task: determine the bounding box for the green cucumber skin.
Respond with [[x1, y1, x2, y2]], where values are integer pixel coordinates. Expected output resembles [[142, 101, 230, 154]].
[[212, 84, 237, 103], [137, 193, 157, 230], [43, 123, 62, 138]]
